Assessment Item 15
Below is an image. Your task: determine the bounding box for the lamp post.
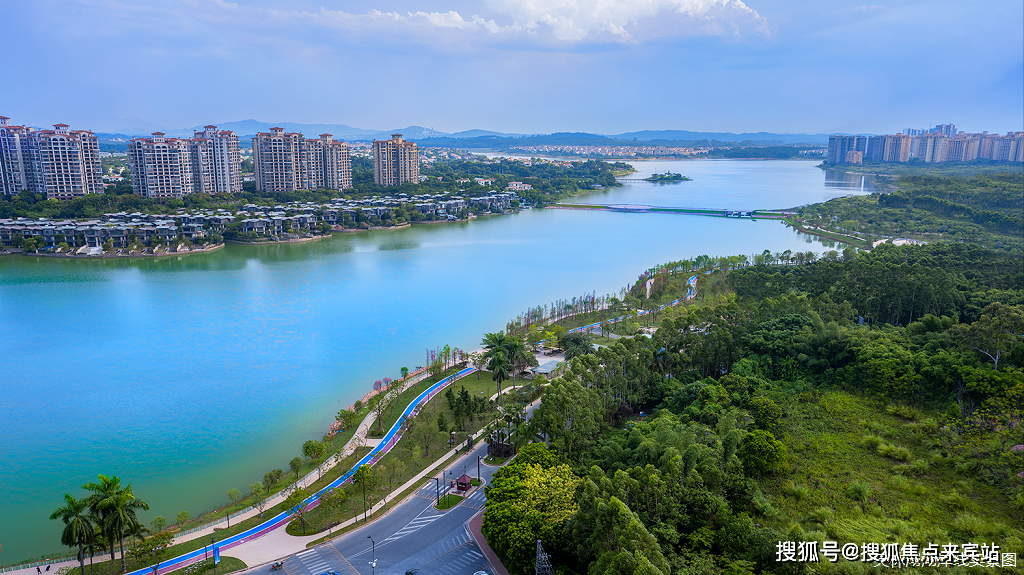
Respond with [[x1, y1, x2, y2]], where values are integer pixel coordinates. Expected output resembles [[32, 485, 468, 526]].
[[367, 536, 376, 575], [361, 469, 368, 522], [477, 455, 482, 484], [211, 535, 216, 575]]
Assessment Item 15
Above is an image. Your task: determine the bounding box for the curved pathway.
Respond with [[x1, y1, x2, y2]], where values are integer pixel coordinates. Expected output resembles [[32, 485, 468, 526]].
[[112, 367, 478, 575]]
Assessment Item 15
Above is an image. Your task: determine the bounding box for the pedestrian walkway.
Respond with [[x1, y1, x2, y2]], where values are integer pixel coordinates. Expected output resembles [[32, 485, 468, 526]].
[[467, 512, 508, 575]]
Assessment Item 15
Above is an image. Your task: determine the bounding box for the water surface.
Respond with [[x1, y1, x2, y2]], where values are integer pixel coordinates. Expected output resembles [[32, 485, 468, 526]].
[[0, 159, 868, 560]]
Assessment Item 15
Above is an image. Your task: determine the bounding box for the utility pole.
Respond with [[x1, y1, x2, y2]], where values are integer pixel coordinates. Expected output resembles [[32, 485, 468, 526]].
[[367, 536, 377, 575], [477, 455, 482, 484]]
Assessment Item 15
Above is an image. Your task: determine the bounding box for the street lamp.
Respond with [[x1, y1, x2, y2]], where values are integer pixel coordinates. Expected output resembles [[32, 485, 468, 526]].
[[211, 535, 217, 575], [367, 536, 376, 575], [477, 455, 482, 484]]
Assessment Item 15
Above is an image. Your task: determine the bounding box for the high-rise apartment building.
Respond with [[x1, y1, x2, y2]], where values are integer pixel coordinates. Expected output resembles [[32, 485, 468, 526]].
[[373, 134, 419, 187], [0, 116, 33, 194], [128, 125, 242, 199], [865, 134, 911, 163], [945, 135, 980, 162], [252, 128, 351, 192], [193, 126, 242, 194], [0, 117, 102, 199], [827, 135, 866, 164], [931, 123, 956, 137], [128, 133, 195, 199], [883, 134, 912, 163], [912, 134, 948, 163]]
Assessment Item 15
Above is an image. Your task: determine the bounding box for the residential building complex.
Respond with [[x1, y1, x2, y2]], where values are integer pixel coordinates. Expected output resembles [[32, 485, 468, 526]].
[[373, 134, 419, 186], [826, 135, 866, 164], [0, 116, 102, 199], [829, 124, 1023, 164], [128, 125, 243, 199], [252, 128, 351, 192]]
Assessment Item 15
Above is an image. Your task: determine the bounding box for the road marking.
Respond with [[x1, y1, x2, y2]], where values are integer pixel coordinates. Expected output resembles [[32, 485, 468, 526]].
[[324, 543, 360, 575], [467, 551, 483, 559], [297, 549, 318, 558]]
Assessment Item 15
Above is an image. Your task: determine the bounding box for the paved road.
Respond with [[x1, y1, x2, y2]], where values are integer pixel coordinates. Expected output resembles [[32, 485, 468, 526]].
[[251, 441, 498, 575]]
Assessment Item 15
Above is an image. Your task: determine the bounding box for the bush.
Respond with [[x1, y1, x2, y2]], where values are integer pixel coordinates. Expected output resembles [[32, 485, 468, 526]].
[[885, 404, 920, 420], [782, 481, 810, 500], [845, 481, 871, 503], [877, 443, 911, 461], [862, 434, 882, 449]]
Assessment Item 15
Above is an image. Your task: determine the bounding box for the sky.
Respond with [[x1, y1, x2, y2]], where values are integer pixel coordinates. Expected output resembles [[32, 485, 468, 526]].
[[1, 0, 1021, 135]]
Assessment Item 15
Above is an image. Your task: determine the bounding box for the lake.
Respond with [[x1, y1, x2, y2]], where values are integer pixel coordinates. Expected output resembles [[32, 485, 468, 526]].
[[0, 159, 871, 560]]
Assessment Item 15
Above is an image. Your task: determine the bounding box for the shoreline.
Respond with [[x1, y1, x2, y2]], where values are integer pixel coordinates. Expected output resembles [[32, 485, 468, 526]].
[[0, 243, 225, 259], [225, 234, 330, 245]]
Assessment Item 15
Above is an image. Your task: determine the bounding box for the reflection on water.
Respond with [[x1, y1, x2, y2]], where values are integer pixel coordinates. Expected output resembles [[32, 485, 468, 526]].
[[823, 168, 877, 192]]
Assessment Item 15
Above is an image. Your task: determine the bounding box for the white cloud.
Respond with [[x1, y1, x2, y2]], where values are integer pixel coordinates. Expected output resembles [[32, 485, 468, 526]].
[[477, 0, 769, 41], [223, 1, 768, 45]]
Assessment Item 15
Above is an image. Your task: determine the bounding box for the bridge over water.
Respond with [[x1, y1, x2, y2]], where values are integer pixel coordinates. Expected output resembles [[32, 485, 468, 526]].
[[550, 203, 793, 219]]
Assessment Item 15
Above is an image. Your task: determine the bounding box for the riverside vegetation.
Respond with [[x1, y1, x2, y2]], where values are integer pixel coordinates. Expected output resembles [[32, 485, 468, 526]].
[[481, 242, 1023, 575], [796, 168, 1022, 252]]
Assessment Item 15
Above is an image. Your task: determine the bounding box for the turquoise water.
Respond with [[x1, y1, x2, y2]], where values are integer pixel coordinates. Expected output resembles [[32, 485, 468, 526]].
[[0, 160, 868, 560]]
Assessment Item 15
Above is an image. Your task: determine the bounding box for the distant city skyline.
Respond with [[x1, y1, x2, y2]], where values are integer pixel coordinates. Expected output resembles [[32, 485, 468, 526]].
[[2, 1, 1021, 135]]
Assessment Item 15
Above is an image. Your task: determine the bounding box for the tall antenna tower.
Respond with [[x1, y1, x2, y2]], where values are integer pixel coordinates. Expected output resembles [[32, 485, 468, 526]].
[[535, 540, 554, 575]]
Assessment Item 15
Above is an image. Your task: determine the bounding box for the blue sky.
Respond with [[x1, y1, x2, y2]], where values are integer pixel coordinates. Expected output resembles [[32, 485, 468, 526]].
[[2, 0, 1021, 135]]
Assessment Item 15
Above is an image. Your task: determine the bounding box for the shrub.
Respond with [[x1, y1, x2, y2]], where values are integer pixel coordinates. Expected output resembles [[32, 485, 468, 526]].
[[885, 404, 920, 420], [810, 507, 834, 524], [877, 443, 911, 461], [862, 434, 882, 449], [782, 481, 810, 500], [751, 489, 778, 517], [845, 481, 871, 503]]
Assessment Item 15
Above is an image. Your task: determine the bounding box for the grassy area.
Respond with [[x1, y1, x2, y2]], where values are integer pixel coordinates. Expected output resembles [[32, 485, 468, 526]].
[[165, 557, 246, 575], [435, 493, 462, 510], [366, 367, 464, 438], [760, 390, 1023, 550], [483, 455, 509, 466]]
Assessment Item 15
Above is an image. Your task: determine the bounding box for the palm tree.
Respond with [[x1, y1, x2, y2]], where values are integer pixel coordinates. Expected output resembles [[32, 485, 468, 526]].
[[504, 338, 530, 386], [480, 331, 507, 361], [82, 474, 122, 562], [98, 486, 149, 573], [488, 350, 510, 404], [49, 494, 92, 575]]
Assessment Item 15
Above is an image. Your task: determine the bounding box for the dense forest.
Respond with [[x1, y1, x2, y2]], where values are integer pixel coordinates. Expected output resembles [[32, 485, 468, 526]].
[[482, 243, 1023, 575], [796, 171, 1023, 252]]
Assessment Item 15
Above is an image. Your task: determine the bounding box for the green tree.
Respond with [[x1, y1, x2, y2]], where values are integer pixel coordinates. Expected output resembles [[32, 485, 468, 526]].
[[290, 456, 303, 480], [401, 366, 409, 379], [956, 302, 1024, 370], [49, 493, 92, 575], [437, 412, 450, 433], [482, 462, 581, 575], [263, 468, 284, 494], [150, 516, 167, 533], [740, 429, 787, 478], [284, 486, 311, 534], [176, 510, 190, 525]]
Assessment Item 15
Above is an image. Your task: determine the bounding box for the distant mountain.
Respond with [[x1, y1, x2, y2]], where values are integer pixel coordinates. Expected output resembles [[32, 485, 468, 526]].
[[94, 121, 831, 150]]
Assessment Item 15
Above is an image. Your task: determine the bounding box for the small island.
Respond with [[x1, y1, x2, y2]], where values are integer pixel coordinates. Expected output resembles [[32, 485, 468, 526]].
[[643, 171, 690, 182]]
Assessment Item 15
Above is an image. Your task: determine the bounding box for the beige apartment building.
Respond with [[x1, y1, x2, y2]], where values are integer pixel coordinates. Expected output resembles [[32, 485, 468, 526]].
[[128, 133, 195, 199], [373, 134, 419, 186], [253, 128, 351, 192], [128, 125, 243, 199], [0, 117, 102, 199]]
